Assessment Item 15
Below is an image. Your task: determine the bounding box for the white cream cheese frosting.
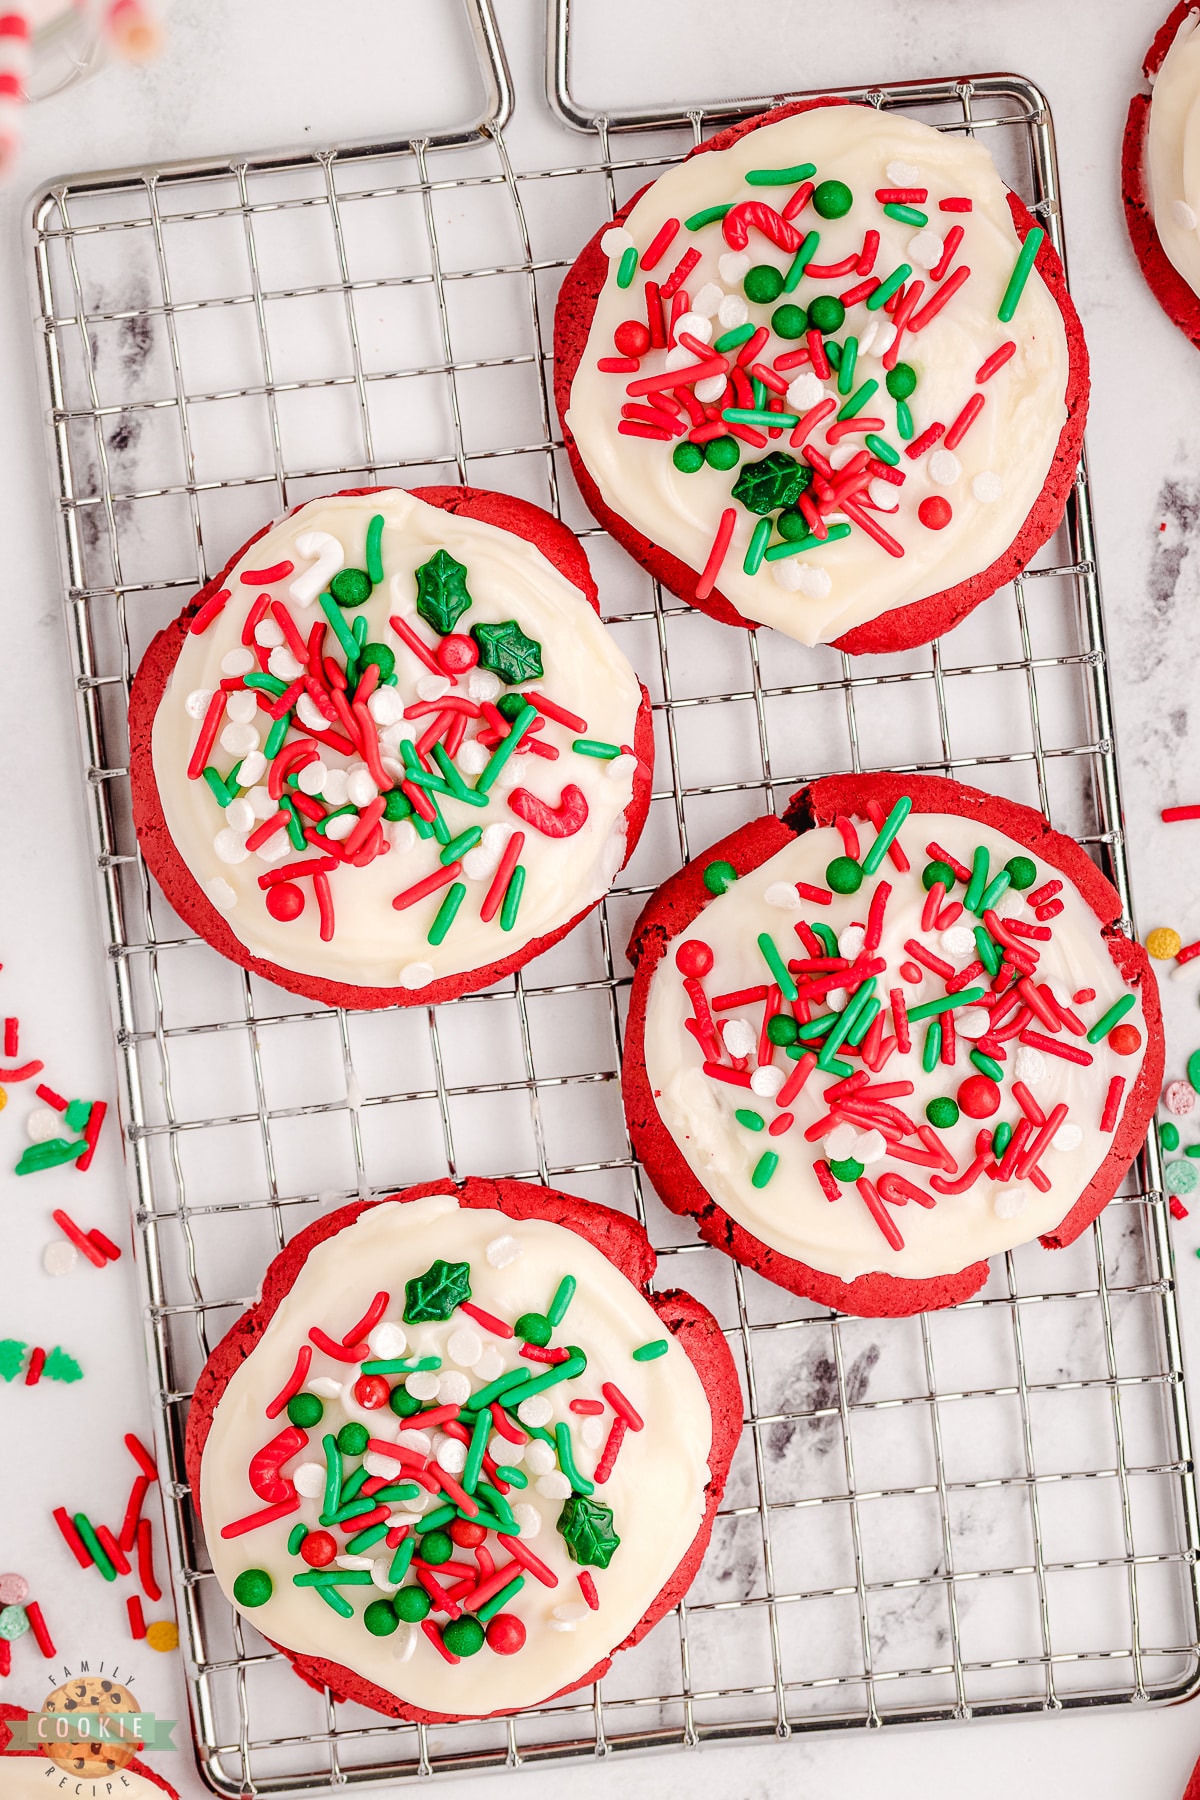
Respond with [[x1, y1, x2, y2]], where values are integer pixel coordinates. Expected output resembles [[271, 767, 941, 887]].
[[151, 491, 643, 990], [567, 106, 1071, 645], [642, 811, 1145, 1282], [199, 1195, 713, 1714], [1147, 9, 1200, 295]]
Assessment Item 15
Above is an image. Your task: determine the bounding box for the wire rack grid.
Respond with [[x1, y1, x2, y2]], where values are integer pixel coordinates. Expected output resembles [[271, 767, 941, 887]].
[[24, 1, 1200, 1791]]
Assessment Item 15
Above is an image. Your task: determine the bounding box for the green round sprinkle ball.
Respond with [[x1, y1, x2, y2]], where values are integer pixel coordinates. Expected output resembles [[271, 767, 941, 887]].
[[673, 441, 705, 473], [922, 860, 957, 892], [515, 1311, 552, 1346], [1004, 855, 1038, 890], [807, 294, 845, 334], [497, 692, 527, 721], [329, 567, 373, 607], [417, 1529, 453, 1564], [826, 856, 863, 895], [1162, 1121, 1181, 1152], [359, 643, 396, 680], [394, 1585, 432, 1622], [442, 1616, 486, 1657], [813, 179, 853, 219], [777, 510, 809, 540], [705, 436, 740, 471], [389, 1384, 421, 1417], [767, 1014, 800, 1045], [744, 263, 785, 304], [704, 860, 739, 895], [364, 1599, 399, 1636], [233, 1569, 273, 1608], [828, 1156, 865, 1182], [1166, 1159, 1198, 1195], [885, 363, 917, 400], [926, 1096, 960, 1129], [336, 1422, 369, 1456], [771, 302, 808, 339], [383, 788, 412, 822], [287, 1392, 323, 1428]]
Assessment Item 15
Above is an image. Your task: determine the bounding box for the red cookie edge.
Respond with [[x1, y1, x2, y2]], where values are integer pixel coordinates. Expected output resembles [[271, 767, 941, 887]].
[[1122, 3, 1200, 352], [183, 1176, 741, 1723], [128, 486, 654, 1010], [0, 1703, 179, 1797], [621, 773, 1162, 1317], [552, 97, 1090, 658]]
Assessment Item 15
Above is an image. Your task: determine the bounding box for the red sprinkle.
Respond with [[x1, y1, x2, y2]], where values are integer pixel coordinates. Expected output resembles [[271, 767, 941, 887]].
[[2, 1018, 16, 1058], [940, 197, 973, 211], [126, 1595, 146, 1640], [220, 1496, 301, 1538], [578, 1570, 600, 1610], [53, 1210, 107, 1269], [24, 1347, 46, 1386], [53, 1507, 93, 1569], [570, 1399, 605, 1416], [25, 1600, 55, 1658], [593, 1414, 628, 1484], [422, 1618, 461, 1663], [391, 860, 464, 913], [696, 508, 737, 601], [265, 1344, 313, 1420], [188, 588, 230, 634], [95, 1524, 130, 1576], [976, 341, 1017, 382], [813, 1160, 842, 1203], [119, 1473, 151, 1554], [943, 392, 985, 451], [308, 1326, 370, 1363], [480, 832, 526, 925], [601, 1382, 645, 1431], [137, 1516, 161, 1601], [905, 422, 946, 460], [460, 1300, 513, 1339], [1100, 1075, 1125, 1133]]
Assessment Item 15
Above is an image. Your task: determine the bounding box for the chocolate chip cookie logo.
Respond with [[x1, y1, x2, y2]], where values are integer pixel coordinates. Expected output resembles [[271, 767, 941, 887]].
[[13, 1671, 177, 1775]]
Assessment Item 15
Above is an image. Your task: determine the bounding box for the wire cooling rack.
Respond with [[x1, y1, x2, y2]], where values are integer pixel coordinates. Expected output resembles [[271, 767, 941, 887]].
[[25, 0, 1200, 1790]]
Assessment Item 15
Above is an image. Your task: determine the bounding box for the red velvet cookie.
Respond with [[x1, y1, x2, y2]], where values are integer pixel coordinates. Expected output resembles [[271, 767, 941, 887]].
[[0, 1702, 179, 1796], [1122, 3, 1200, 352], [555, 98, 1088, 657], [185, 1177, 740, 1721], [623, 774, 1161, 1317], [130, 487, 652, 1010]]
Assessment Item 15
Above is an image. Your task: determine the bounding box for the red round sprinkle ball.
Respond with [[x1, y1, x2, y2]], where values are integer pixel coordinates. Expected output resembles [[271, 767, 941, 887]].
[[437, 633, 478, 675], [1108, 1023, 1142, 1056], [957, 1074, 1001, 1118], [299, 1529, 337, 1568], [614, 319, 652, 358], [485, 1612, 526, 1655], [675, 938, 714, 977], [450, 1519, 487, 1549], [352, 1374, 391, 1410], [265, 881, 305, 922], [918, 496, 953, 531]]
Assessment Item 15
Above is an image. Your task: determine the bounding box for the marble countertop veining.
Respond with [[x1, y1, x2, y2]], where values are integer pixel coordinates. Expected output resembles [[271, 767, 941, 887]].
[[5, 2, 1200, 1797]]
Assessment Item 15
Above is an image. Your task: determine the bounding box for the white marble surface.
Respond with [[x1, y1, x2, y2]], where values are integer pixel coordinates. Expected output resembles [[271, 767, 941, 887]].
[[4, 1, 1200, 1796]]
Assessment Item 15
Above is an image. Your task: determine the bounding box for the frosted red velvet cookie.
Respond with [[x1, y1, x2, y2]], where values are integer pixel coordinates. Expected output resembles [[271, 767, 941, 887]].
[[185, 1179, 739, 1721], [129, 487, 652, 1009], [0, 1702, 179, 1797], [1123, 3, 1200, 351], [623, 775, 1161, 1317], [555, 100, 1088, 656]]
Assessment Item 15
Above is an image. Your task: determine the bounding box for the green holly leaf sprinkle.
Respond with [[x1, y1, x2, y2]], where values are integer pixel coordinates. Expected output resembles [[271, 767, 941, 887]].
[[731, 451, 812, 515], [471, 619, 544, 685], [43, 1346, 84, 1383], [403, 1258, 472, 1325], [0, 1339, 27, 1381], [557, 1493, 620, 1569], [415, 549, 473, 636]]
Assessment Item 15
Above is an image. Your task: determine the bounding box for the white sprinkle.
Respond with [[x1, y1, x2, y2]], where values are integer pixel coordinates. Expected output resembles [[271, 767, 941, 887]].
[[224, 689, 258, 725], [238, 750, 268, 787], [43, 1239, 77, 1277], [956, 1006, 991, 1041], [581, 1416, 605, 1450], [693, 374, 727, 404], [524, 1439, 557, 1476], [185, 688, 213, 720], [887, 160, 922, 187], [436, 1437, 467, 1474], [929, 449, 962, 486], [466, 669, 502, 703], [717, 293, 749, 331], [368, 1322, 407, 1359], [296, 760, 328, 797], [721, 1016, 756, 1059], [293, 1461, 326, 1499], [27, 1106, 63, 1143], [400, 963, 434, 989], [718, 251, 751, 284], [490, 1435, 516, 1464], [371, 1557, 400, 1595], [607, 753, 638, 783], [536, 1471, 572, 1500], [518, 1394, 554, 1429], [486, 1233, 522, 1268], [392, 1619, 418, 1661], [1172, 199, 1198, 231], [867, 479, 897, 510], [838, 925, 866, 960], [224, 797, 254, 833], [672, 312, 711, 344], [400, 1488, 432, 1514], [764, 881, 802, 910], [549, 1601, 589, 1630], [295, 693, 329, 732], [346, 767, 378, 809], [335, 1554, 374, 1571], [940, 926, 976, 958], [321, 768, 349, 808], [213, 828, 249, 865], [824, 1122, 859, 1162], [773, 560, 806, 591], [786, 371, 826, 412], [691, 281, 724, 318], [324, 814, 356, 841], [437, 1371, 472, 1407], [473, 1348, 505, 1383], [368, 687, 406, 725], [397, 1429, 433, 1456], [664, 344, 695, 371], [457, 740, 490, 777], [601, 226, 634, 259], [793, 564, 833, 600], [219, 721, 260, 758], [447, 1327, 483, 1368], [972, 470, 1003, 503], [853, 1128, 888, 1166], [513, 1502, 541, 1538], [416, 673, 451, 702], [220, 647, 255, 677], [1052, 1122, 1084, 1153], [1013, 1046, 1046, 1085], [307, 1376, 343, 1399], [268, 647, 304, 681], [254, 618, 285, 648], [205, 878, 238, 912], [387, 819, 417, 854], [406, 1371, 441, 1402], [750, 1064, 785, 1098], [826, 988, 848, 1014], [994, 1187, 1029, 1219], [907, 229, 944, 270], [867, 319, 897, 357], [363, 1449, 403, 1478], [246, 784, 277, 820], [829, 441, 861, 470]]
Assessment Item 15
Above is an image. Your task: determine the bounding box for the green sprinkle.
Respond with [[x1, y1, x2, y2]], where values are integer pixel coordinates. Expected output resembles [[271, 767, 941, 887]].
[[363, 1598, 398, 1637], [751, 1150, 780, 1188], [329, 1496, 377, 1527], [616, 246, 638, 288], [811, 922, 839, 958], [745, 162, 816, 186], [322, 1434, 342, 1523], [886, 363, 917, 401], [293, 1568, 374, 1587], [476, 702, 537, 795], [866, 263, 911, 310], [1186, 1145, 1200, 1160], [861, 795, 911, 875], [311, 1583, 353, 1618], [922, 1022, 942, 1073], [263, 712, 291, 759], [824, 339, 842, 372], [282, 795, 305, 851], [202, 766, 232, 807], [477, 1574, 526, 1624], [836, 378, 879, 421], [783, 229, 820, 292], [817, 978, 878, 1071], [723, 408, 800, 429], [771, 302, 808, 338], [372, 1483, 422, 1504], [16, 1138, 88, 1174], [361, 1355, 441, 1375], [516, 1312, 552, 1346], [974, 925, 1002, 976], [825, 855, 863, 895], [767, 1015, 799, 1046], [1005, 855, 1038, 890], [896, 399, 914, 439], [705, 436, 740, 470], [763, 522, 852, 560], [496, 1352, 587, 1408], [346, 1521, 390, 1555], [417, 1504, 457, 1535], [232, 1567, 273, 1608], [394, 1582, 430, 1621], [317, 588, 358, 658], [686, 203, 733, 230], [998, 227, 1044, 323], [427, 881, 466, 946], [926, 1095, 959, 1129], [743, 515, 773, 575], [365, 513, 385, 585], [907, 988, 986, 1022], [500, 864, 526, 931], [388, 1537, 415, 1585], [572, 738, 621, 759], [735, 1108, 765, 1131], [713, 323, 758, 353], [813, 179, 853, 219], [555, 1421, 594, 1494], [1167, 1159, 1197, 1195], [463, 1368, 530, 1413], [430, 743, 489, 807], [971, 1050, 1005, 1080], [547, 1275, 577, 1326], [744, 265, 784, 305], [865, 433, 899, 465], [964, 845, 990, 913], [992, 1121, 1013, 1159], [846, 996, 881, 1046], [495, 1463, 527, 1488], [979, 871, 1011, 912], [244, 672, 287, 695], [883, 202, 928, 226], [74, 1514, 116, 1582], [793, 1011, 838, 1041], [837, 336, 858, 397], [287, 1523, 308, 1556], [808, 294, 845, 334], [440, 826, 483, 866], [673, 441, 705, 473], [476, 1482, 517, 1530], [757, 931, 798, 1002], [632, 1339, 669, 1361], [1162, 1121, 1181, 1152], [462, 1408, 492, 1495], [1086, 994, 1136, 1045], [829, 1156, 863, 1182]]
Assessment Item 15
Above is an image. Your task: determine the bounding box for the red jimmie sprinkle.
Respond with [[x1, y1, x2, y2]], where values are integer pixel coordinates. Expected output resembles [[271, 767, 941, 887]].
[[240, 560, 294, 585]]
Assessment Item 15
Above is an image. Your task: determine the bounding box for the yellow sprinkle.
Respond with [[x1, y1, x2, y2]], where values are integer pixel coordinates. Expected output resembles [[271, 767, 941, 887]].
[[146, 1620, 179, 1653], [1146, 927, 1182, 959], [0, 1087, 7, 1112]]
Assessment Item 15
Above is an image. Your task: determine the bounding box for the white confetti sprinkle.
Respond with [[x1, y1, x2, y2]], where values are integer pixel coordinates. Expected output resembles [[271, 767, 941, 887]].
[[536, 1471, 572, 1500], [436, 1437, 467, 1474], [205, 878, 238, 912], [321, 769, 350, 807], [549, 1601, 589, 1630], [773, 560, 806, 591], [397, 1429, 432, 1456], [400, 1487, 432, 1514], [447, 1327, 483, 1368], [581, 1416, 605, 1451], [940, 926, 975, 958], [363, 1449, 403, 1478], [466, 669, 502, 703], [1173, 199, 1198, 231], [246, 783, 277, 819], [416, 673, 451, 702], [764, 881, 802, 910], [490, 1435, 516, 1464], [972, 469, 1003, 503], [335, 1554, 375, 1571], [853, 1128, 888, 1166], [691, 282, 724, 318], [867, 319, 897, 357], [368, 1322, 407, 1359], [518, 1394, 554, 1429], [293, 1462, 327, 1499], [785, 371, 826, 412], [346, 766, 378, 808], [43, 1239, 77, 1277], [437, 1371, 471, 1407], [387, 819, 417, 854], [371, 1557, 400, 1594], [607, 753, 638, 783], [718, 251, 751, 284], [185, 688, 213, 720], [307, 1377, 343, 1399], [793, 564, 833, 600], [826, 988, 848, 1014], [693, 374, 726, 404], [392, 1619, 419, 1661], [513, 1502, 541, 1538], [829, 441, 860, 470], [929, 449, 962, 486], [524, 1439, 557, 1476], [255, 835, 290, 866], [295, 692, 330, 732], [664, 344, 695, 370], [838, 925, 866, 960], [238, 750, 267, 787], [1051, 1122, 1084, 1153], [254, 618, 285, 648], [213, 828, 249, 865], [824, 1123, 859, 1162], [717, 293, 749, 330], [27, 1106, 65, 1143], [672, 312, 711, 344], [219, 721, 260, 758], [268, 646, 304, 681], [907, 229, 944, 270], [750, 1064, 785, 1098], [868, 479, 898, 509], [400, 963, 435, 989], [956, 1007, 991, 1041], [406, 1371, 441, 1402], [993, 1187, 1028, 1219], [887, 160, 922, 186], [474, 1348, 505, 1383], [220, 647, 255, 677], [721, 1017, 756, 1059], [486, 1233, 522, 1268], [601, 226, 634, 258], [324, 814, 356, 841], [368, 687, 406, 725], [457, 740, 490, 778], [1013, 1046, 1046, 1085], [224, 689, 257, 725], [224, 797, 255, 833]]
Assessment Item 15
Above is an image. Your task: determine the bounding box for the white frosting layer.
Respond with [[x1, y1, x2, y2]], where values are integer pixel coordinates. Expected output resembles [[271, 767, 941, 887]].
[[643, 813, 1145, 1281], [152, 492, 642, 989], [567, 107, 1070, 645], [0, 1761, 165, 1800], [200, 1196, 713, 1714], [1148, 9, 1200, 295]]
